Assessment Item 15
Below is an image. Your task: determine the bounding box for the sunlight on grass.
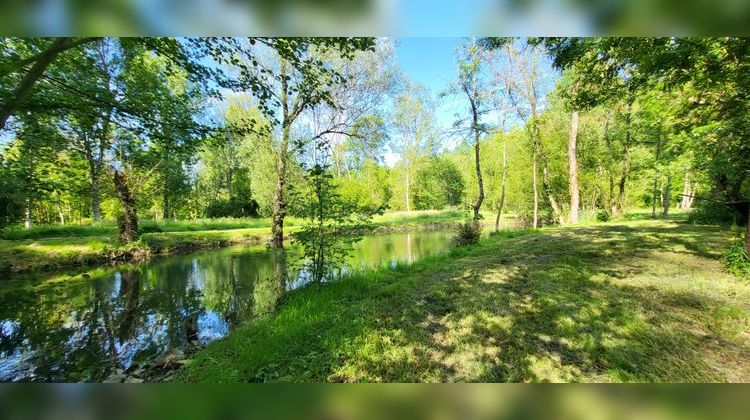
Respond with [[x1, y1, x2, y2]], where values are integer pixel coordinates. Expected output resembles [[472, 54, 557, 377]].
[[181, 218, 749, 383], [0, 210, 468, 274]]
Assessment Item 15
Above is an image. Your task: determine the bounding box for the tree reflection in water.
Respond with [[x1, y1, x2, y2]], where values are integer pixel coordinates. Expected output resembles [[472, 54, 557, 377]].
[[0, 230, 452, 381]]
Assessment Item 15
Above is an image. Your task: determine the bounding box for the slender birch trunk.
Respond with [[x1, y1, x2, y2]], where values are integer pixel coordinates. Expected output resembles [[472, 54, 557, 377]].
[[495, 135, 507, 232], [24, 197, 32, 229], [567, 110, 580, 224]]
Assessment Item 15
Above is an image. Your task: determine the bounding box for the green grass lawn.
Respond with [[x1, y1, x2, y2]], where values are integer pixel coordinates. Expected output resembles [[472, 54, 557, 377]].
[[0, 227, 277, 274], [0, 210, 474, 274], [179, 217, 749, 382], [0, 209, 476, 241], [0, 217, 304, 240]]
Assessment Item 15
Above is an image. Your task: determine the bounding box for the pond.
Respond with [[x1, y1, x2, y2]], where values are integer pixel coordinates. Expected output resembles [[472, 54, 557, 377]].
[[0, 230, 454, 382]]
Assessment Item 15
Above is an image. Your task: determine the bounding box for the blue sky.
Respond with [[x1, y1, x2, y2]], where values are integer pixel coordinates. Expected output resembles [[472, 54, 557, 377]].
[[394, 37, 464, 93], [394, 37, 466, 135], [387, 37, 559, 165]]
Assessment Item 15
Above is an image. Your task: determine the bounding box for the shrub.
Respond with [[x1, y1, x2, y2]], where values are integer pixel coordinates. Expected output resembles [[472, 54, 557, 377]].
[[596, 209, 610, 222], [205, 197, 259, 218], [687, 201, 736, 225], [452, 219, 481, 247], [723, 239, 750, 280], [139, 224, 164, 234]]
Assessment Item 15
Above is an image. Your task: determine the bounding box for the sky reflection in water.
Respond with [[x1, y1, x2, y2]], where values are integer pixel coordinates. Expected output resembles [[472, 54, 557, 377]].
[[0, 230, 453, 382]]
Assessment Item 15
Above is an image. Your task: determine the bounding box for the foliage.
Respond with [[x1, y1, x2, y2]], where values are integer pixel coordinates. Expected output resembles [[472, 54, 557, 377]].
[[452, 219, 482, 247], [687, 201, 737, 225], [413, 157, 465, 210], [389, 81, 439, 212], [596, 209, 610, 222], [204, 198, 260, 219], [291, 163, 374, 284], [541, 38, 750, 220], [723, 239, 750, 280]]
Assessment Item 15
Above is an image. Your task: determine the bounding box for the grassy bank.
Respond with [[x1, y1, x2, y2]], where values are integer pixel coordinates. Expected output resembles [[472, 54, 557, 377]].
[[0, 210, 476, 275], [179, 217, 749, 382]]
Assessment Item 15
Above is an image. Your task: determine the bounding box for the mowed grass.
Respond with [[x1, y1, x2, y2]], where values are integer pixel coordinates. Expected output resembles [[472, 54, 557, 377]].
[[180, 217, 749, 382]]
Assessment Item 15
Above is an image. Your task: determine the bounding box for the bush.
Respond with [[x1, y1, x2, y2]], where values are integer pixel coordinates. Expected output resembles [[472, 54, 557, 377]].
[[413, 157, 465, 210], [596, 209, 610, 222], [205, 197, 259, 218], [139, 224, 164, 234], [452, 219, 481, 247], [723, 240, 750, 280], [687, 201, 737, 225]]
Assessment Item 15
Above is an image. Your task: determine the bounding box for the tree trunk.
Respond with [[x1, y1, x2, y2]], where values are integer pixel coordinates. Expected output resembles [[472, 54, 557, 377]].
[[616, 104, 632, 213], [601, 110, 617, 214], [543, 161, 564, 225], [651, 133, 662, 218], [680, 171, 690, 209], [162, 190, 170, 220], [662, 173, 671, 215], [567, 110, 580, 224], [539, 138, 563, 225], [405, 168, 411, 212], [652, 177, 659, 218], [687, 182, 697, 209], [608, 175, 615, 214], [472, 128, 484, 222], [227, 169, 233, 201], [271, 60, 291, 250], [113, 170, 139, 243], [24, 197, 32, 229], [532, 139, 539, 229], [57, 201, 65, 225], [91, 174, 101, 222], [495, 135, 507, 232], [271, 125, 289, 250], [474, 130, 484, 222], [659, 180, 665, 210]]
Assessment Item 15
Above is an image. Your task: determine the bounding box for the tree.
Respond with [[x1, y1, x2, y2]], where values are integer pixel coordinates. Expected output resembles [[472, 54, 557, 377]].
[[484, 42, 514, 231], [291, 146, 374, 284], [2, 37, 375, 242], [2, 115, 66, 229], [391, 81, 438, 213], [0, 38, 101, 131], [455, 39, 493, 221], [540, 37, 750, 227], [567, 109, 580, 223], [196, 96, 269, 217], [60, 39, 120, 223], [505, 41, 560, 227], [222, 38, 376, 250], [413, 157, 465, 210]]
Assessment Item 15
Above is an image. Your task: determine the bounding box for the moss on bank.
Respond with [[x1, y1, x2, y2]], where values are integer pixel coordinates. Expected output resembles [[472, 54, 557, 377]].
[[179, 219, 749, 383]]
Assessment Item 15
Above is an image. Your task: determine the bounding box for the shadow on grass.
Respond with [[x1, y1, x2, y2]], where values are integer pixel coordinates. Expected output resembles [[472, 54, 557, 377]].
[[183, 221, 747, 383], [404, 222, 745, 382]]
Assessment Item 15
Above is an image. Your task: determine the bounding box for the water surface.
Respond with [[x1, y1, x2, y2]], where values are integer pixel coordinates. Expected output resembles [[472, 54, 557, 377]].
[[0, 230, 453, 382]]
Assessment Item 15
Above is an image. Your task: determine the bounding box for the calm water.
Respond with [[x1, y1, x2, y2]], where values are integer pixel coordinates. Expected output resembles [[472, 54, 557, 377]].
[[0, 230, 453, 382]]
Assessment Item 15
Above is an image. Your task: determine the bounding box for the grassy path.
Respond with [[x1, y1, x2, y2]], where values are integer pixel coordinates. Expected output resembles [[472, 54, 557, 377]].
[[180, 219, 749, 382]]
